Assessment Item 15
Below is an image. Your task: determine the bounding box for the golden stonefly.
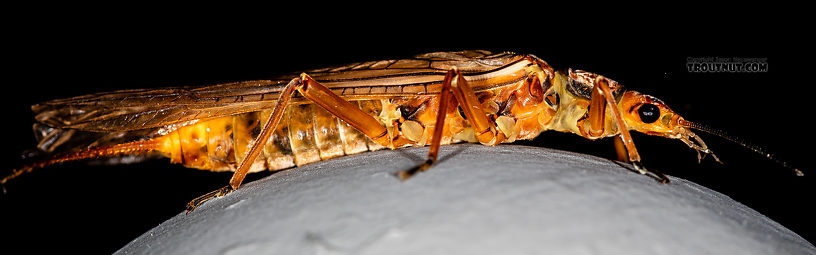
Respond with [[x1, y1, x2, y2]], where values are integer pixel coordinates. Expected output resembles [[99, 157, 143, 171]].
[[2, 50, 802, 212]]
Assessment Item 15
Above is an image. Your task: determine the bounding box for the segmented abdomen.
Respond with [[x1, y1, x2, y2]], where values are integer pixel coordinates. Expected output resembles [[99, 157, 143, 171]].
[[154, 62, 555, 172], [155, 100, 390, 173], [155, 70, 553, 173]]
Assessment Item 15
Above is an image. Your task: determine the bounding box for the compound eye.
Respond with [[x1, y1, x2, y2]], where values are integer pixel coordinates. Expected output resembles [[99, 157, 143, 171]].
[[638, 104, 660, 123]]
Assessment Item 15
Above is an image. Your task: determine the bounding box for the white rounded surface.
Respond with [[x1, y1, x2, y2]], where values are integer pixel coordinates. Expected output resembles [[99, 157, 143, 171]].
[[116, 144, 815, 255]]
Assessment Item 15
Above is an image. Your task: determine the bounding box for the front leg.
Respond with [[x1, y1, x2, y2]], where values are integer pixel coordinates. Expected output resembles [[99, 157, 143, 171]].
[[585, 76, 670, 184]]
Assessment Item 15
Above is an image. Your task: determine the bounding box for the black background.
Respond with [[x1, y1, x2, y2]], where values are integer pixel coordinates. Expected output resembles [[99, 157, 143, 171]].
[[2, 14, 812, 254]]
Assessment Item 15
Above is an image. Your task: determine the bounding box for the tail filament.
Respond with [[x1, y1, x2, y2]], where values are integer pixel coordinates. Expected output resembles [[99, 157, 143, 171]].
[[2, 140, 160, 193]]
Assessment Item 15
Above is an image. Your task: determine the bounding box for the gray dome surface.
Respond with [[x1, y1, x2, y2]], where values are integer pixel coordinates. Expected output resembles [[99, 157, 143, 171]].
[[116, 144, 815, 255]]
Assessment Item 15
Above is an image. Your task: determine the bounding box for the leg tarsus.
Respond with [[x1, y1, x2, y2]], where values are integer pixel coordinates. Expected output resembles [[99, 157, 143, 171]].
[[396, 159, 435, 181], [186, 185, 234, 213], [632, 160, 670, 184]]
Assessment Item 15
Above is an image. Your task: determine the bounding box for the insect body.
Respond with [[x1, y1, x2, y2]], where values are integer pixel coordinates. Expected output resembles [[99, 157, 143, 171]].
[[3, 50, 800, 211]]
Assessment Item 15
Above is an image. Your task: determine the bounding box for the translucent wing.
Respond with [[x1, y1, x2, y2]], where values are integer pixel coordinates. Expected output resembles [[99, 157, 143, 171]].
[[34, 50, 523, 133], [33, 80, 289, 132], [31, 50, 525, 153]]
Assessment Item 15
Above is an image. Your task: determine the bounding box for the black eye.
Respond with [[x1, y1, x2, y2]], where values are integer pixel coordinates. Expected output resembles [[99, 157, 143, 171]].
[[638, 104, 660, 123]]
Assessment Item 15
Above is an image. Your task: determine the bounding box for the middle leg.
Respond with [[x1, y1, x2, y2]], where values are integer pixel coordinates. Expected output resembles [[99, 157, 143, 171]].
[[396, 69, 506, 180]]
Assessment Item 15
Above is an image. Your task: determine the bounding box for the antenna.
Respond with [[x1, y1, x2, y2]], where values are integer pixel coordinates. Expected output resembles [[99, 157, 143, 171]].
[[679, 119, 803, 176]]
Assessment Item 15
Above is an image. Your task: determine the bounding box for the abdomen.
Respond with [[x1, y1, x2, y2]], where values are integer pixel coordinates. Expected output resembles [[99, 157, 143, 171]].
[[155, 80, 552, 173], [154, 100, 398, 173]]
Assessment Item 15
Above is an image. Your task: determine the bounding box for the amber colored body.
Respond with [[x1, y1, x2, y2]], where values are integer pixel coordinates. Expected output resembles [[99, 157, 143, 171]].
[[9, 50, 734, 207], [145, 51, 556, 173]]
